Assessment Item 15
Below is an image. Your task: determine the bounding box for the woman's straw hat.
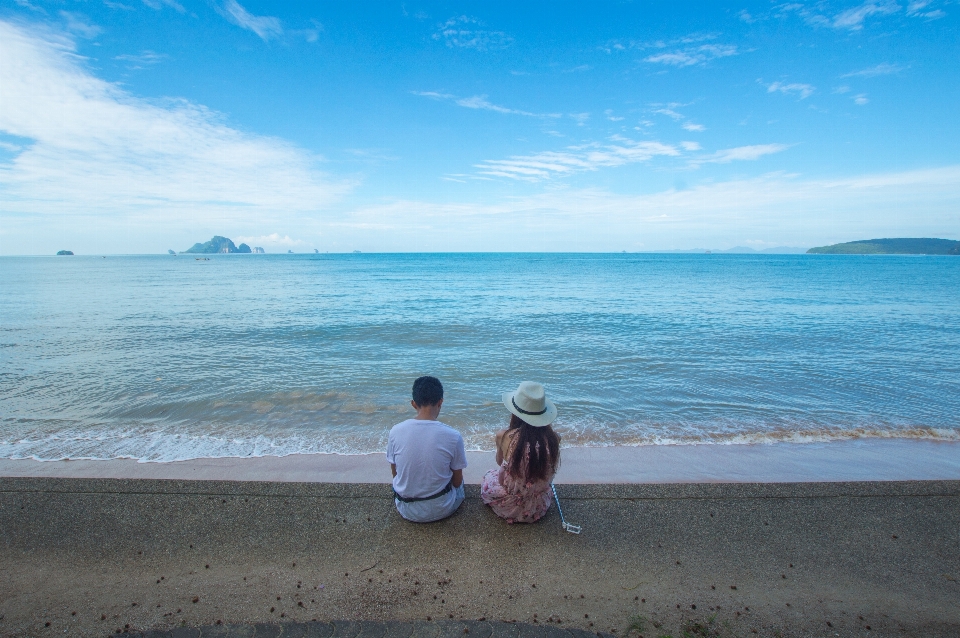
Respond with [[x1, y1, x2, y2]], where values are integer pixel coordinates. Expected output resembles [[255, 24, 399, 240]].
[[502, 381, 557, 427]]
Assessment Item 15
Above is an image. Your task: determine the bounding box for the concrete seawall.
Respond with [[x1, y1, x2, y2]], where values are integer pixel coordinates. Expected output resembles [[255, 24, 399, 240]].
[[2, 479, 959, 638]]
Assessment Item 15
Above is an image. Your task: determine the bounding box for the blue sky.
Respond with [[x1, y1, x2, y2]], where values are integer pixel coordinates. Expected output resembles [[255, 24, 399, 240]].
[[0, 1, 958, 254]]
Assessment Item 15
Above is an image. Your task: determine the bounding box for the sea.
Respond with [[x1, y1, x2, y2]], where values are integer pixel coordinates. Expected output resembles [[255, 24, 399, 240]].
[[1, 253, 959, 462]]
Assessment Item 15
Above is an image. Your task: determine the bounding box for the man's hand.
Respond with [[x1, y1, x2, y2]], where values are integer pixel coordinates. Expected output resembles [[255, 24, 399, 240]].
[[451, 469, 463, 488]]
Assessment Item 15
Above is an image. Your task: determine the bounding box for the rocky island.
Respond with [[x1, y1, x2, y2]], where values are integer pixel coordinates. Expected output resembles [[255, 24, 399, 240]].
[[56, 250, 74, 255], [183, 236, 255, 254], [807, 237, 960, 255]]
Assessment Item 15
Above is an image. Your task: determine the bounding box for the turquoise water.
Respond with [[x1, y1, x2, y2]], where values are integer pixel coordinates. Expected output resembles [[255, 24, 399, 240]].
[[1, 253, 958, 461]]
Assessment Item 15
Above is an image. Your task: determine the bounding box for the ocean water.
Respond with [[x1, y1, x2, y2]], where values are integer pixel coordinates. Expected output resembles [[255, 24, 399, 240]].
[[1, 253, 958, 462]]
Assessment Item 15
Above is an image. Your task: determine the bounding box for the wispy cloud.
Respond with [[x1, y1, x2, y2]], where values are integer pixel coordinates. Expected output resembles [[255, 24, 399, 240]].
[[854, 94, 870, 105], [59, 11, 102, 39], [114, 50, 167, 67], [433, 16, 512, 50], [699, 144, 790, 164], [650, 103, 704, 131], [218, 0, 283, 41], [906, 0, 946, 18], [0, 21, 349, 239], [142, 0, 185, 13], [832, 1, 900, 30], [475, 138, 681, 181], [841, 63, 906, 78], [234, 233, 306, 250], [455, 95, 537, 116], [645, 43, 738, 67], [411, 91, 550, 117], [563, 64, 592, 73], [765, 81, 815, 99], [332, 166, 960, 252]]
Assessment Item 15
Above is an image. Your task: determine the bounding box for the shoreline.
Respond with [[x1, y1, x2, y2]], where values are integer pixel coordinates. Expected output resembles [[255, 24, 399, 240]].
[[2, 438, 958, 483]]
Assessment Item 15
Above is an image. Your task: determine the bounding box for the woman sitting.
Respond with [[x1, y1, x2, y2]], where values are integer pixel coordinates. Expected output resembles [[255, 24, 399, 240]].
[[481, 381, 561, 523]]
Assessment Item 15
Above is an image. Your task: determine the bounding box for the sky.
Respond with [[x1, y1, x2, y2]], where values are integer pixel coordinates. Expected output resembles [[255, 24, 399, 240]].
[[0, 1, 958, 254]]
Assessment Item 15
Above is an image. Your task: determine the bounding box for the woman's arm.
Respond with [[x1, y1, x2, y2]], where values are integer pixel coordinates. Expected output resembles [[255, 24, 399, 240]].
[[495, 429, 507, 465]]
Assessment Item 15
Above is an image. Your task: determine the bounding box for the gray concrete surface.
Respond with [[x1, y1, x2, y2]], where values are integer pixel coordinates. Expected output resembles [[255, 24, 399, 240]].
[[2, 479, 959, 638], [133, 620, 612, 638]]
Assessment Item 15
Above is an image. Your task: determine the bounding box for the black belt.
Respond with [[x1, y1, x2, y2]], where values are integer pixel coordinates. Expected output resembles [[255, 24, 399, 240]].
[[393, 481, 453, 503]]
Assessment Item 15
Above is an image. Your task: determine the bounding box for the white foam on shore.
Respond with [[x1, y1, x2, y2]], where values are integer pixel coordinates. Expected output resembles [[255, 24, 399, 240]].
[[2, 422, 958, 463], [1, 439, 958, 483]]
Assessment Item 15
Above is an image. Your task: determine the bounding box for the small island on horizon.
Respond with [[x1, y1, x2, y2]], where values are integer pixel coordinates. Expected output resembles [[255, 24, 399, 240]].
[[807, 238, 960, 255], [182, 236, 264, 254]]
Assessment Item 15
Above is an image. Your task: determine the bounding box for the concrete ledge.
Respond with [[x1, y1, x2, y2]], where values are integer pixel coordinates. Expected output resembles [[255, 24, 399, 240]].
[[2, 476, 958, 500], [134, 620, 611, 638]]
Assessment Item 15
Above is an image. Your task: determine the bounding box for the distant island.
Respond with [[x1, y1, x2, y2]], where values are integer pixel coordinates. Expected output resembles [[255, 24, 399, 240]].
[[182, 236, 262, 254], [807, 238, 960, 255], [56, 250, 74, 255]]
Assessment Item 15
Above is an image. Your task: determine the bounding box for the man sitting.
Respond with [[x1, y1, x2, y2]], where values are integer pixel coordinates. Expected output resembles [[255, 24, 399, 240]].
[[386, 376, 467, 523]]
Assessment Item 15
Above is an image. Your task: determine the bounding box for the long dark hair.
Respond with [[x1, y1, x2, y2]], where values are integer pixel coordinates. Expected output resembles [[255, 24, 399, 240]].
[[507, 414, 560, 482]]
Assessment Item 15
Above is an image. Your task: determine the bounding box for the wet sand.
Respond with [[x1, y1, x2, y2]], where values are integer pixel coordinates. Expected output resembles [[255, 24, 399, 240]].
[[2, 439, 958, 483]]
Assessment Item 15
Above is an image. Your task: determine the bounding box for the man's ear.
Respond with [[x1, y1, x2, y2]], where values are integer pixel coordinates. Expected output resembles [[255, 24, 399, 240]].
[[411, 399, 419, 410]]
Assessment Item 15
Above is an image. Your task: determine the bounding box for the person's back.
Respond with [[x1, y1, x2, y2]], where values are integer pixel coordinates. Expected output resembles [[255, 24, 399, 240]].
[[481, 381, 561, 524], [386, 376, 467, 523]]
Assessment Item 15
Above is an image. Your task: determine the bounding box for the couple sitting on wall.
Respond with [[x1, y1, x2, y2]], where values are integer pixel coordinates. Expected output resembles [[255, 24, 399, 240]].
[[387, 376, 560, 524]]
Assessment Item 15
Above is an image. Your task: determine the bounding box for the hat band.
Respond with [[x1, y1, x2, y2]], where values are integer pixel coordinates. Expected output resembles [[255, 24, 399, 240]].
[[512, 397, 547, 416]]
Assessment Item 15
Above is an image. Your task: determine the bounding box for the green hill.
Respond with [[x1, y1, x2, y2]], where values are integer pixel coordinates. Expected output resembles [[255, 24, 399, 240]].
[[807, 238, 960, 255]]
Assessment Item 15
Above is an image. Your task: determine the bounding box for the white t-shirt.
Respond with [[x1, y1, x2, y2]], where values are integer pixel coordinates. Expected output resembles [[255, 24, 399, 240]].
[[386, 419, 468, 499]]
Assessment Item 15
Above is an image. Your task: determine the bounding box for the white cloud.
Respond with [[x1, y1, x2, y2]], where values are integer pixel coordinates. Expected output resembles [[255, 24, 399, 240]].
[[680, 141, 702, 151], [218, 0, 283, 41], [841, 63, 906, 78], [433, 16, 512, 50], [645, 44, 738, 67], [832, 1, 900, 30], [474, 138, 681, 181], [59, 11, 102, 39], [569, 112, 590, 126], [330, 166, 960, 251], [0, 21, 349, 247], [654, 107, 684, 121], [142, 0, 185, 13], [701, 144, 790, 163], [766, 81, 815, 99], [682, 122, 706, 132], [854, 94, 870, 105], [114, 50, 167, 67], [454, 95, 537, 116], [906, 0, 946, 18], [234, 233, 307, 250], [411, 91, 549, 117]]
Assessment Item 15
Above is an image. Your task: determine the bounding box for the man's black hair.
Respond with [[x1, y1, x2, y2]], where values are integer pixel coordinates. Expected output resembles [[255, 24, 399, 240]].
[[412, 376, 443, 407]]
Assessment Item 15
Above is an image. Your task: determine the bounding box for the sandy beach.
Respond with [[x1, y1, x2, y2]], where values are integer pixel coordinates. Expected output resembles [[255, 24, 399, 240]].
[[2, 439, 959, 484]]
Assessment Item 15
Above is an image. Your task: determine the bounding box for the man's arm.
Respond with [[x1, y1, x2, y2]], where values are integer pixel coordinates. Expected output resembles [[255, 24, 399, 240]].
[[391, 463, 397, 478], [451, 468, 463, 488]]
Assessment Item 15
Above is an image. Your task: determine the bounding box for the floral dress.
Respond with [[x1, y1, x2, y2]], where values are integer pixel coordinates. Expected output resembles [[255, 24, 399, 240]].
[[480, 435, 554, 524]]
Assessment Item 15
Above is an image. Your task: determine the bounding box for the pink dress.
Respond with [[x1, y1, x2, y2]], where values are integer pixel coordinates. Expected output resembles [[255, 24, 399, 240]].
[[480, 437, 555, 524]]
